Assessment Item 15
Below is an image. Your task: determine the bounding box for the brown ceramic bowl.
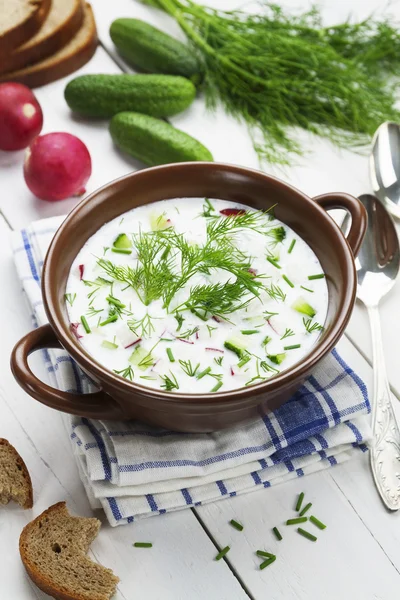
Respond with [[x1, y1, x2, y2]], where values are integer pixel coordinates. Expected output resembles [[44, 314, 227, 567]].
[[11, 163, 367, 432]]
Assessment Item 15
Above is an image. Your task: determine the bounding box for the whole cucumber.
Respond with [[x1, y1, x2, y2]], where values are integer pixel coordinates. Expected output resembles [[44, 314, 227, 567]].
[[109, 112, 213, 166], [64, 74, 196, 118], [110, 18, 202, 85]]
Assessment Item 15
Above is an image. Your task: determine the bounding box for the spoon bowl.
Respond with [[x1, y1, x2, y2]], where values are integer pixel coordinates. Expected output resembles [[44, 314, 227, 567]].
[[370, 122, 400, 219]]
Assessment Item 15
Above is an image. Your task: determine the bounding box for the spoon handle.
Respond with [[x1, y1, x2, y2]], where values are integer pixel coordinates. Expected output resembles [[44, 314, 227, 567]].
[[367, 304, 400, 510]]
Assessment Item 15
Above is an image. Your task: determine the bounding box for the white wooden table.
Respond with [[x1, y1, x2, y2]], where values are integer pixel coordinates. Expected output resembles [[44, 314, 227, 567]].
[[1, 1, 400, 598]]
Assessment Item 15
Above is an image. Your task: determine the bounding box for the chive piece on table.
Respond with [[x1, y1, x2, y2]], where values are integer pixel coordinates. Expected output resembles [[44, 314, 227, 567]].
[[240, 329, 259, 335], [80, 315, 91, 334], [133, 542, 152, 548], [272, 527, 282, 541], [284, 344, 301, 350], [296, 492, 305, 512], [308, 273, 325, 280], [297, 528, 317, 542], [99, 314, 119, 327], [211, 381, 223, 393], [310, 515, 327, 530], [256, 550, 275, 558], [267, 256, 281, 269], [282, 275, 294, 288], [286, 517, 308, 525], [230, 519, 244, 531], [112, 247, 132, 255], [301, 285, 314, 293], [260, 556, 276, 570], [197, 367, 211, 380], [166, 348, 175, 363], [288, 239, 296, 254], [215, 546, 230, 561], [299, 502, 312, 517]]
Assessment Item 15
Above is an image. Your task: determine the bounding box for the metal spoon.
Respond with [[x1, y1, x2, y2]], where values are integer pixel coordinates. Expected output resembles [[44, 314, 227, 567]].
[[346, 194, 400, 510], [370, 121, 400, 219]]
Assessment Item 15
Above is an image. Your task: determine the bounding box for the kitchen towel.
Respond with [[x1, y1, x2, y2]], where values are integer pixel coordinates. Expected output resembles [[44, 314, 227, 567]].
[[12, 217, 371, 526]]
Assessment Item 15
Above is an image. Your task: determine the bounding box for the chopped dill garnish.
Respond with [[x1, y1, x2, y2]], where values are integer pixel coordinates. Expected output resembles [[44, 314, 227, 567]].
[[65, 293, 76, 306], [177, 327, 199, 340], [175, 312, 185, 331], [114, 365, 134, 381], [128, 313, 156, 338], [140, 375, 157, 381], [86, 306, 103, 318], [179, 359, 200, 377], [160, 371, 179, 391], [280, 328, 295, 340], [103, 246, 110, 255], [263, 310, 279, 320], [207, 325, 217, 337], [201, 198, 217, 218], [303, 318, 324, 334], [267, 226, 286, 247], [214, 356, 224, 366], [265, 284, 286, 302]]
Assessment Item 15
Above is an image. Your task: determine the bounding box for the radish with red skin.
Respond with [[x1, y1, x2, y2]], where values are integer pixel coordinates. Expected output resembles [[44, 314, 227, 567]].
[[78, 264, 85, 280], [220, 208, 246, 216], [205, 347, 224, 353], [124, 338, 142, 349], [70, 323, 83, 339], [24, 132, 92, 201], [0, 83, 43, 151]]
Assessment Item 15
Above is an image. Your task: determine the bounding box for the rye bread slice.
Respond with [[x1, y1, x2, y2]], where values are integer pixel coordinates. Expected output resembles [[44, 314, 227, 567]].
[[0, 0, 51, 54], [0, 438, 33, 509], [20, 502, 119, 600], [0, 2, 97, 88], [0, 0, 84, 75]]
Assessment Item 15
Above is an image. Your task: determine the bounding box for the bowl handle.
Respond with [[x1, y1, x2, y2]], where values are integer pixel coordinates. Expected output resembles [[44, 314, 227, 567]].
[[11, 324, 123, 420], [313, 192, 367, 257]]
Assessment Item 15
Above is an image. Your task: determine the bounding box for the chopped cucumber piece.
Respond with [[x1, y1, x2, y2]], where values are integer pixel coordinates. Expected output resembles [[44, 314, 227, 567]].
[[129, 346, 153, 371], [224, 336, 248, 359], [150, 213, 171, 231], [292, 296, 316, 318], [113, 233, 132, 249], [267, 353, 286, 365], [261, 335, 272, 347], [101, 340, 119, 350]]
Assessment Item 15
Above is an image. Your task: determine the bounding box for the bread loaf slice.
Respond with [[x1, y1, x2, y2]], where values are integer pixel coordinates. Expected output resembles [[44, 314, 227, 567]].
[[0, 0, 84, 75], [0, 3, 97, 88], [0, 438, 33, 509], [20, 502, 119, 600], [0, 0, 51, 54]]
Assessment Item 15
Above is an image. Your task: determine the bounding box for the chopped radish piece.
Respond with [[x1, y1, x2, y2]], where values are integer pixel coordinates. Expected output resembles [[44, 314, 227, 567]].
[[176, 338, 194, 344], [230, 367, 235, 376], [212, 315, 222, 323], [195, 330, 199, 340], [125, 338, 142, 349], [78, 264, 84, 280], [220, 208, 246, 216], [248, 268, 257, 277], [70, 323, 83, 339], [205, 347, 224, 353], [267, 319, 279, 334]]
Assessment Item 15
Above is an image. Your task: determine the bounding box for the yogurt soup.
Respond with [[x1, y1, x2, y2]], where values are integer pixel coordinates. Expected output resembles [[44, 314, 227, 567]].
[[66, 198, 328, 393]]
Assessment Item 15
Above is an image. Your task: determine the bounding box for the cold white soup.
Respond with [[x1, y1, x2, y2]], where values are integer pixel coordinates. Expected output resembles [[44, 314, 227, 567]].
[[65, 198, 328, 393]]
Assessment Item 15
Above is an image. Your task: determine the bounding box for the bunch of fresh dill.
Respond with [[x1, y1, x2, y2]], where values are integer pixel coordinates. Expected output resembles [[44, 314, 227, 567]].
[[141, 0, 400, 165]]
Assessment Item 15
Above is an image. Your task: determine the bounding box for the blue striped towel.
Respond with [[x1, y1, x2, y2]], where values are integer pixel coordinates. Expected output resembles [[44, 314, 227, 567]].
[[12, 217, 371, 526]]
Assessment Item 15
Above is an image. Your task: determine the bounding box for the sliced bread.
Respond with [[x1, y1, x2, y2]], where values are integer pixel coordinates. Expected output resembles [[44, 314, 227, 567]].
[[0, 438, 33, 509], [0, 2, 97, 88], [0, 0, 51, 54], [20, 502, 119, 600], [0, 0, 84, 75]]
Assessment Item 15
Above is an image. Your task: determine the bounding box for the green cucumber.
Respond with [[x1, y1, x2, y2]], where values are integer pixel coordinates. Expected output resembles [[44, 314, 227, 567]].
[[224, 336, 248, 359], [267, 353, 286, 365], [109, 112, 213, 166], [113, 233, 132, 249], [110, 18, 202, 85], [64, 74, 196, 118], [292, 297, 316, 318]]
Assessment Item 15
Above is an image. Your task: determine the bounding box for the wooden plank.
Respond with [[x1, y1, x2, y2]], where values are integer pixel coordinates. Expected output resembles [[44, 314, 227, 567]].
[[0, 216, 249, 599]]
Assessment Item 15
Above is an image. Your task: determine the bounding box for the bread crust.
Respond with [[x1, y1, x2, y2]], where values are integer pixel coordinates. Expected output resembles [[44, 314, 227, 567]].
[[0, 0, 52, 54], [0, 0, 85, 76], [19, 502, 118, 600], [0, 438, 33, 509], [0, 3, 97, 88]]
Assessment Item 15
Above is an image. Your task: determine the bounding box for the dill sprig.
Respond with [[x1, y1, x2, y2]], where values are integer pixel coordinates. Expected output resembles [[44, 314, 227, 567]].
[[303, 318, 324, 334], [175, 312, 185, 331], [177, 326, 199, 340], [265, 284, 286, 303], [179, 359, 200, 377], [160, 371, 179, 391], [214, 356, 224, 366], [65, 293, 76, 306], [128, 313, 157, 338], [280, 328, 295, 340], [143, 0, 400, 165], [114, 365, 135, 381], [201, 197, 217, 218]]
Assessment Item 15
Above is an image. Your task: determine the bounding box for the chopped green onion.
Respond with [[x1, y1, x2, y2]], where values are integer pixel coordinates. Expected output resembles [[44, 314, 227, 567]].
[[267, 256, 281, 269], [166, 348, 175, 363], [284, 344, 301, 350], [197, 367, 211, 380], [297, 528, 317, 542], [299, 502, 312, 517], [237, 355, 251, 368], [288, 239, 296, 253], [282, 275, 294, 288], [111, 247, 132, 255], [272, 527, 282, 541], [211, 381, 223, 392], [240, 329, 259, 335], [261, 336, 271, 347], [101, 340, 118, 350], [308, 274, 325, 280], [256, 550, 275, 558], [310, 515, 327, 530], [133, 542, 152, 548], [99, 314, 118, 326], [80, 315, 91, 334], [230, 519, 243, 531], [106, 296, 126, 309], [260, 556, 276, 569], [286, 517, 308, 525], [296, 492, 304, 512], [160, 338, 174, 342], [301, 285, 314, 293], [215, 546, 230, 561]]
